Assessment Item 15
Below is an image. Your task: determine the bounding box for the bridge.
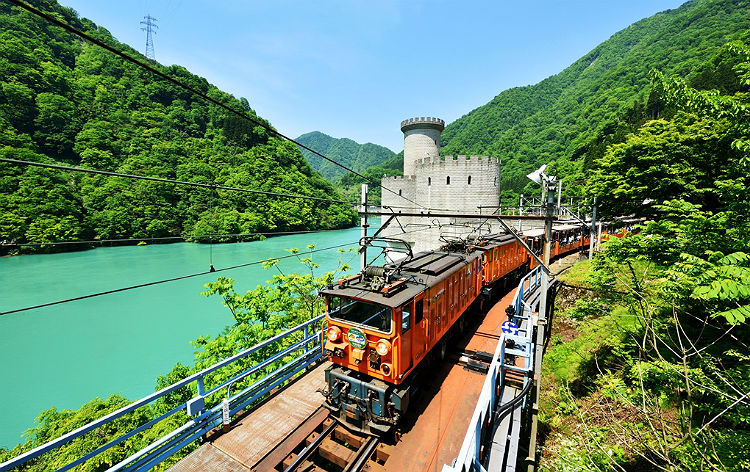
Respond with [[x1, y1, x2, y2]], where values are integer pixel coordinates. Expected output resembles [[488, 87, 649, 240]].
[[1, 224, 599, 471]]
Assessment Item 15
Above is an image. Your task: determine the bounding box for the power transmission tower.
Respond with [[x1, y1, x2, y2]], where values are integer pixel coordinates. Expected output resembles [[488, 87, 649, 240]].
[[140, 14, 158, 60]]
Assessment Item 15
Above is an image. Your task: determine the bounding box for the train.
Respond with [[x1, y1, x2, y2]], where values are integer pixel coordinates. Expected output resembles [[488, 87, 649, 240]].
[[318, 224, 593, 435]]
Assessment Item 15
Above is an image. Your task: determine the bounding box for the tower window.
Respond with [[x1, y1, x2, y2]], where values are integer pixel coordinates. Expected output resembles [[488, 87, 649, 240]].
[[398, 189, 402, 196], [428, 177, 431, 186], [446, 176, 451, 185], [468, 175, 472, 185]]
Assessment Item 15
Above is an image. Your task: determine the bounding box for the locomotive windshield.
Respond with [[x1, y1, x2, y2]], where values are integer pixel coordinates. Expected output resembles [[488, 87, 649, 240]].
[[327, 296, 392, 333]]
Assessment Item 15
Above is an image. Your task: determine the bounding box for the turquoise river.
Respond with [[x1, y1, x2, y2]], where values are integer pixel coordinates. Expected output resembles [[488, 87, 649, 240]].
[[0, 227, 363, 449]]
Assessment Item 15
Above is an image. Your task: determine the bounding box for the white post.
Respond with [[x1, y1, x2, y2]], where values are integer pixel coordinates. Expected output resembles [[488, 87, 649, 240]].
[[588, 196, 597, 260], [557, 181, 562, 216]]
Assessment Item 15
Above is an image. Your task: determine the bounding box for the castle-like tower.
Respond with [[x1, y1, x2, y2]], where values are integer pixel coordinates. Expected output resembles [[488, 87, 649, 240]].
[[381, 117, 501, 254], [402, 117, 444, 175]]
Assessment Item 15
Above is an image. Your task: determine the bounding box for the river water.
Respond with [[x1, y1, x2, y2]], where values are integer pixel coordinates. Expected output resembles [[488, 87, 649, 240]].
[[0, 227, 363, 449]]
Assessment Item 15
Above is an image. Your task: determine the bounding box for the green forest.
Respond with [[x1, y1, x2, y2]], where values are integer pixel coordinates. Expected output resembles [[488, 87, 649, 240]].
[[438, 0, 750, 198], [536, 28, 750, 471], [0, 1, 356, 254], [295, 131, 395, 182], [295, 131, 402, 205]]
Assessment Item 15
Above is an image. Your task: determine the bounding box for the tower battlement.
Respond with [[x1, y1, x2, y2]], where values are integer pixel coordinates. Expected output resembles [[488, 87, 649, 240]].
[[400, 117, 445, 133], [414, 155, 500, 168], [382, 175, 416, 182]]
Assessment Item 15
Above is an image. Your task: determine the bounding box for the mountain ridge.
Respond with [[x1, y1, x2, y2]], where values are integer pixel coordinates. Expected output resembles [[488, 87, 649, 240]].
[[295, 131, 396, 182], [438, 0, 749, 193]]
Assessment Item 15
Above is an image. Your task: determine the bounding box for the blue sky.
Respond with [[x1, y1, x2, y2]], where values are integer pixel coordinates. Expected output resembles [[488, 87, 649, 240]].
[[60, 0, 687, 152]]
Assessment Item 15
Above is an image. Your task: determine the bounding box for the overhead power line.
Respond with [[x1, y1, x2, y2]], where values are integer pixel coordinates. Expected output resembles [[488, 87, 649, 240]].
[[1, 229, 348, 248], [0, 241, 358, 317], [5, 0, 424, 209], [0, 158, 353, 205]]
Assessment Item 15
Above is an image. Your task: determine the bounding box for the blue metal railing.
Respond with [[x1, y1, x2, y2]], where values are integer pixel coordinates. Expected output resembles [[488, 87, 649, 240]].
[[0, 314, 325, 472], [442, 266, 542, 472]]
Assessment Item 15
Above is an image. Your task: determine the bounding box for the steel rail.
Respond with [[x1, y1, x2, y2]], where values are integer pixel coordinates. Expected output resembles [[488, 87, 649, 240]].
[[342, 436, 380, 472], [282, 421, 337, 472]]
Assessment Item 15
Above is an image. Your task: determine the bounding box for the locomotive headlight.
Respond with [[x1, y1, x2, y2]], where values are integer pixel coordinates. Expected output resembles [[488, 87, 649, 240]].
[[327, 326, 342, 342], [376, 339, 392, 356]]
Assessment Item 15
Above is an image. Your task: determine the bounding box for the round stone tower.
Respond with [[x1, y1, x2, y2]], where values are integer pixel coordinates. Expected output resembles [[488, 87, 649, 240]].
[[401, 117, 445, 176]]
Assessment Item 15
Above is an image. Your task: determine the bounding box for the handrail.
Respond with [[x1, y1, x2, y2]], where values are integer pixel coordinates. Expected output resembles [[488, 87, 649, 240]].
[[442, 266, 542, 472], [0, 314, 325, 472]]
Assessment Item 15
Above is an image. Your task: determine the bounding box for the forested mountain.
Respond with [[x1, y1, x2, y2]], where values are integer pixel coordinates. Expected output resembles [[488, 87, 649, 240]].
[[0, 1, 355, 253], [439, 0, 750, 195], [295, 131, 395, 182]]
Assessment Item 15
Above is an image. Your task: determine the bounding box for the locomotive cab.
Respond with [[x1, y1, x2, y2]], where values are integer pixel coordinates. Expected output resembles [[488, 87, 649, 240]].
[[320, 275, 420, 434], [319, 250, 481, 435]]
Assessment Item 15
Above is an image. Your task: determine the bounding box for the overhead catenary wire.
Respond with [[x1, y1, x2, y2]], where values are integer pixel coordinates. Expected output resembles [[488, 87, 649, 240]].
[[0, 222, 451, 316], [1, 228, 352, 247], [0, 158, 354, 205], [4, 0, 426, 210], [0, 241, 358, 317]]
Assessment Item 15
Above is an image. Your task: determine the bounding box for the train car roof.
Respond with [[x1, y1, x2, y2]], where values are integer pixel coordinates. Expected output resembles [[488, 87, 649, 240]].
[[320, 250, 481, 308]]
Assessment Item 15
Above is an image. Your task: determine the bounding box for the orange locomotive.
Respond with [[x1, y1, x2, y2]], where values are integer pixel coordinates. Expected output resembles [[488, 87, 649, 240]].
[[319, 234, 530, 434]]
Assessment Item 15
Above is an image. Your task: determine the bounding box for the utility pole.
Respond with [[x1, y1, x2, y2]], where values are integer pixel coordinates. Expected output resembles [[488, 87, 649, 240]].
[[140, 14, 158, 60], [538, 179, 555, 327], [526, 176, 556, 472], [589, 196, 597, 260], [360, 184, 368, 271]]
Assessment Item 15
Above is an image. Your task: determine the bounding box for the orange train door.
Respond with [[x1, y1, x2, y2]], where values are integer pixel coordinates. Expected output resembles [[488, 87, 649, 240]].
[[399, 302, 413, 373], [412, 296, 426, 362]]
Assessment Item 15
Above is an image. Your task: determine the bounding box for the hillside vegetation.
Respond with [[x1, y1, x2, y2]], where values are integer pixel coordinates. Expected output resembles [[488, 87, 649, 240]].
[[295, 131, 395, 182], [0, 1, 355, 254], [439, 0, 749, 195], [538, 26, 750, 471]]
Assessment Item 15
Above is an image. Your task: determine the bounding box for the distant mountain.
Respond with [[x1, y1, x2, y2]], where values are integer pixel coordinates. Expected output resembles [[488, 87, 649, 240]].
[[439, 0, 750, 193], [296, 132, 395, 181]]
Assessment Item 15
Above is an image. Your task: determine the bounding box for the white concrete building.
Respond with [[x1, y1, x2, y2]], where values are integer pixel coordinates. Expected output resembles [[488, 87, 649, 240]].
[[381, 117, 503, 254]]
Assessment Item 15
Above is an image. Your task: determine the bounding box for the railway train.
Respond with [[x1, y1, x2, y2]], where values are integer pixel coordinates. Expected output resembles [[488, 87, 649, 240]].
[[319, 224, 592, 435]]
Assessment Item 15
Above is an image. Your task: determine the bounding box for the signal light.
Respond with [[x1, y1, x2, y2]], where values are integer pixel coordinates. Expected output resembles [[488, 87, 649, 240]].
[[376, 339, 392, 356], [381, 363, 392, 376], [327, 326, 342, 342]]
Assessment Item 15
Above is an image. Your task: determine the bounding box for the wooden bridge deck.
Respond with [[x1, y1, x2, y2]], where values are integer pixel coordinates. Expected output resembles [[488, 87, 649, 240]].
[[167, 362, 329, 472]]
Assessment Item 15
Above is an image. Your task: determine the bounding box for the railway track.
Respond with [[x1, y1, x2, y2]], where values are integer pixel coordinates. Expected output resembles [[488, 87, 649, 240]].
[[255, 407, 392, 472]]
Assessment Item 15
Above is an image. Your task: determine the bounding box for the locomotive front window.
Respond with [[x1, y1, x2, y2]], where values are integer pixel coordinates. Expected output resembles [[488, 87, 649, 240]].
[[327, 296, 392, 333]]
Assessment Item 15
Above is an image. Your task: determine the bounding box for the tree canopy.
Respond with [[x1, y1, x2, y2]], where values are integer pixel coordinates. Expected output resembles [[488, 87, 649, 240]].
[[0, 1, 356, 254]]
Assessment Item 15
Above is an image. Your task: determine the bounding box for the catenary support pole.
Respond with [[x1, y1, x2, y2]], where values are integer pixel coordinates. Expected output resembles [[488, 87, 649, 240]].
[[526, 178, 556, 472], [589, 196, 597, 260], [360, 184, 368, 271]]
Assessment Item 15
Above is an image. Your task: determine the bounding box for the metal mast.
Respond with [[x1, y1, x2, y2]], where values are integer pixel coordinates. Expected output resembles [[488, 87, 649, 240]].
[[140, 14, 157, 60]]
